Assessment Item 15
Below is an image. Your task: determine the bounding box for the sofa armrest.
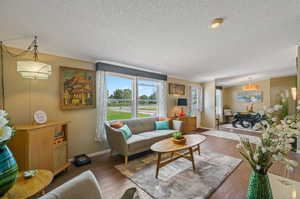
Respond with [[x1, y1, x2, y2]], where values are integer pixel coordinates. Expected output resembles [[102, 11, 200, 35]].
[[172, 120, 183, 131], [120, 187, 140, 199], [105, 123, 128, 156], [40, 170, 103, 199]]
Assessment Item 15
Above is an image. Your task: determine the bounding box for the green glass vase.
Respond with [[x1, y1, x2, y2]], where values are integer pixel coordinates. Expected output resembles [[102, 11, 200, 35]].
[[247, 170, 273, 199], [0, 145, 18, 196]]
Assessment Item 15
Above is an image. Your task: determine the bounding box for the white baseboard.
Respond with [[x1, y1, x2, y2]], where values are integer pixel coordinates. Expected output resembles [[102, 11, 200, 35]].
[[87, 149, 111, 158], [199, 126, 214, 130], [68, 149, 111, 162]]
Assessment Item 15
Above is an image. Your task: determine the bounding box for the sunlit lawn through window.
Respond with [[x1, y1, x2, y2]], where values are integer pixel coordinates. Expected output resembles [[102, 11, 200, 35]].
[[106, 75, 157, 121], [107, 110, 150, 121]]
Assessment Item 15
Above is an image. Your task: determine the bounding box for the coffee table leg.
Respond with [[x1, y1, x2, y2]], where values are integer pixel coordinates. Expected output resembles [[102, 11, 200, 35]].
[[155, 153, 161, 178], [189, 148, 196, 170], [197, 144, 200, 155], [170, 152, 174, 158]]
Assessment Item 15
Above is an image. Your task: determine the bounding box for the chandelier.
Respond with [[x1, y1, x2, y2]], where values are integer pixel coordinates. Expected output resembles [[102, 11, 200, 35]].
[[243, 78, 259, 91], [0, 35, 52, 109], [1, 36, 52, 80], [16, 36, 52, 79]]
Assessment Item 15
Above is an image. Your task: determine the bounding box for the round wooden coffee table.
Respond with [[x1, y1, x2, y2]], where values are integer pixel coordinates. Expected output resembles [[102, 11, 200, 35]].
[[151, 134, 206, 178], [1, 169, 53, 199]]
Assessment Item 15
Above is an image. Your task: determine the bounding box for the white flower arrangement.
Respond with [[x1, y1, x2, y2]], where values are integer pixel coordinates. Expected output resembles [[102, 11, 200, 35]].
[[257, 92, 289, 127], [0, 110, 15, 145], [238, 119, 300, 174], [238, 95, 300, 174]]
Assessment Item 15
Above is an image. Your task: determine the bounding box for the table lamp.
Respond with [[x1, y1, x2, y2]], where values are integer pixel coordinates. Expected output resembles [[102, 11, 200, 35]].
[[177, 98, 187, 117]]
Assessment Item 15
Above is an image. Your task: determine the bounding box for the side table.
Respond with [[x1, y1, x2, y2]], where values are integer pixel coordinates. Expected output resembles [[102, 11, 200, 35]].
[[1, 169, 53, 199]]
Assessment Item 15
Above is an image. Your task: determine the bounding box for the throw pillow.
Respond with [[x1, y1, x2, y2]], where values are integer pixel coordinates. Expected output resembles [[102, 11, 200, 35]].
[[158, 117, 171, 121], [111, 121, 124, 129], [118, 125, 132, 140], [155, 120, 169, 130]]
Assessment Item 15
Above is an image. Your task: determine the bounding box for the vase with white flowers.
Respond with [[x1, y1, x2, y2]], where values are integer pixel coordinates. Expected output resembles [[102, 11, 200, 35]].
[[0, 110, 18, 196], [238, 101, 300, 199]]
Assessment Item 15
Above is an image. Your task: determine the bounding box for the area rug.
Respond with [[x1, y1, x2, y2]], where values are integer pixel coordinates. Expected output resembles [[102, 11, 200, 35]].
[[220, 123, 262, 133], [202, 130, 260, 144], [115, 152, 242, 199]]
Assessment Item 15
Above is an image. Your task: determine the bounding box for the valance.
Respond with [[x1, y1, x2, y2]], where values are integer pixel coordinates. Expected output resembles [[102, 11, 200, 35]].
[[96, 62, 167, 81]]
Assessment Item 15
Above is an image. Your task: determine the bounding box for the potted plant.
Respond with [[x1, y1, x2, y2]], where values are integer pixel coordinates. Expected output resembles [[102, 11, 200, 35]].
[[172, 132, 186, 144], [237, 101, 300, 199], [0, 110, 18, 196]]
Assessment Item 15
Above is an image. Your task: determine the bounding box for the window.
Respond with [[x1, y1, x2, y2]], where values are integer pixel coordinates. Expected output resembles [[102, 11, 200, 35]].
[[190, 87, 199, 116], [189, 86, 202, 128], [216, 88, 222, 118], [106, 73, 161, 121], [137, 79, 158, 118], [107, 75, 133, 121]]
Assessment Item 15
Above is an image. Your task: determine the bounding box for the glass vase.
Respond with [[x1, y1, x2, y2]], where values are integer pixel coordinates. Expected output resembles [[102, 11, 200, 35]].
[[247, 170, 273, 199], [0, 145, 18, 196]]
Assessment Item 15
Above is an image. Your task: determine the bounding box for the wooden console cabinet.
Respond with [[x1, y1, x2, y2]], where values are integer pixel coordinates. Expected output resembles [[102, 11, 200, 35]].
[[174, 116, 197, 133], [9, 120, 70, 175]]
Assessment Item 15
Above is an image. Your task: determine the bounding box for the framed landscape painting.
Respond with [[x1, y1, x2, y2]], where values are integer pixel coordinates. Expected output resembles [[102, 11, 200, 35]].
[[169, 83, 185, 95], [60, 66, 96, 110], [236, 91, 262, 103]]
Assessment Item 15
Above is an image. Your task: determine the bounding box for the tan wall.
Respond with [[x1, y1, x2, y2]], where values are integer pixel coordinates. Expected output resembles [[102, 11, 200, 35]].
[[3, 47, 106, 158], [222, 79, 271, 113], [270, 76, 297, 114], [297, 46, 300, 151], [297, 46, 300, 99], [167, 77, 189, 117], [223, 77, 297, 114], [167, 77, 198, 117], [201, 81, 216, 128], [2, 48, 203, 157]]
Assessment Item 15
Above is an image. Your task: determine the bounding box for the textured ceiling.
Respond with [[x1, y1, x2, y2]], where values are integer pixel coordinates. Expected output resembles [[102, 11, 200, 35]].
[[0, 0, 299, 83]]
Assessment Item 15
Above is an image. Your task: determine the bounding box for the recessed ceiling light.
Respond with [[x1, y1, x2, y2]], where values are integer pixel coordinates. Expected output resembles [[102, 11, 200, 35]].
[[211, 18, 224, 29]]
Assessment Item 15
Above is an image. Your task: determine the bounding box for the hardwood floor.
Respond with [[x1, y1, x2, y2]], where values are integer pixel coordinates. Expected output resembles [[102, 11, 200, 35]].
[[45, 132, 300, 199]]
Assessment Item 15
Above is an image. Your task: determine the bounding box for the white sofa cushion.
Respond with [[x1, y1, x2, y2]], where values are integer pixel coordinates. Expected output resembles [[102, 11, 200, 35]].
[[138, 130, 177, 140], [40, 170, 103, 199]]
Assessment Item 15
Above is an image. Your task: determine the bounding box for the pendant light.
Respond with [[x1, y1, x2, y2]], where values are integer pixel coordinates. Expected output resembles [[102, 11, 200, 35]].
[[243, 78, 259, 91], [16, 36, 52, 80]]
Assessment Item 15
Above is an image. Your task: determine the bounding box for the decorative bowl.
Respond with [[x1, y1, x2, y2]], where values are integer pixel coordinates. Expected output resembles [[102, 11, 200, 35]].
[[24, 170, 38, 179], [172, 136, 186, 144]]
